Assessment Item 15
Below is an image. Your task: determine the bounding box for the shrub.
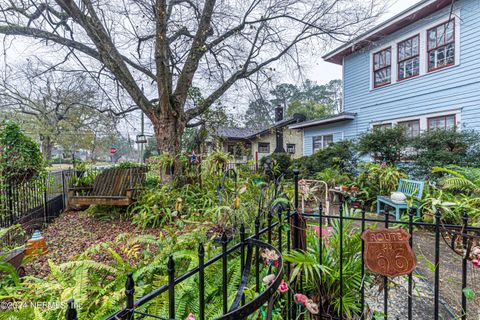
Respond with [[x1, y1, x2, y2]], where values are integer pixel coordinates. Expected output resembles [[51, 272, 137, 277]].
[[313, 167, 352, 187], [410, 129, 480, 177], [294, 140, 358, 178], [355, 162, 407, 207], [357, 126, 408, 165], [0, 121, 44, 184]]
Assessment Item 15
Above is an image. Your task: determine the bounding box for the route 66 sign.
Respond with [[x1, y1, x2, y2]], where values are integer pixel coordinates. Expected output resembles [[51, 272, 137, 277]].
[[361, 228, 416, 277]]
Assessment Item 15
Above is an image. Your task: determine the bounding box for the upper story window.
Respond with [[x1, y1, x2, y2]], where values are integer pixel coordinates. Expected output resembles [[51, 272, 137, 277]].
[[373, 47, 391, 88], [427, 20, 455, 72], [428, 114, 456, 129], [398, 35, 420, 80]]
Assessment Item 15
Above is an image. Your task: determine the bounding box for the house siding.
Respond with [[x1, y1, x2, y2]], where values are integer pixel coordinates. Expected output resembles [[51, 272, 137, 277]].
[[303, 0, 480, 156], [252, 128, 304, 159]]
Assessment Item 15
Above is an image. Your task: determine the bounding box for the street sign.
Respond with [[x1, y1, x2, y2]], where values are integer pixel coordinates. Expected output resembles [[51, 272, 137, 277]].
[[109, 146, 118, 155]]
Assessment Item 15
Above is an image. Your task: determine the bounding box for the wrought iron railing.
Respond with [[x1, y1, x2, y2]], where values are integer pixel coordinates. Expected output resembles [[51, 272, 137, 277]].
[[62, 170, 480, 320], [0, 170, 77, 230]]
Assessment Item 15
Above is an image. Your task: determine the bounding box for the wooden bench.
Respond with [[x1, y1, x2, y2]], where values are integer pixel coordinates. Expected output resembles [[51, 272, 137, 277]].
[[68, 167, 146, 206], [377, 179, 424, 220]]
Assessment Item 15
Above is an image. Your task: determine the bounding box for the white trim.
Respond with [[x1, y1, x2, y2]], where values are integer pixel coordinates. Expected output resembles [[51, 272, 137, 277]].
[[289, 114, 355, 129], [370, 109, 462, 132], [369, 12, 460, 90], [323, 0, 442, 61]]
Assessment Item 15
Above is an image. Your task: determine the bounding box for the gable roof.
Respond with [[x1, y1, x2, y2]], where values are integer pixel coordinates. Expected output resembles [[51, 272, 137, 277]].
[[323, 0, 454, 64], [213, 114, 306, 140], [213, 127, 262, 140]]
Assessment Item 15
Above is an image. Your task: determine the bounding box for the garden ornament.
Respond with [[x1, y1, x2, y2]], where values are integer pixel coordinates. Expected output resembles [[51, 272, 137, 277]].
[[390, 191, 407, 203], [25, 230, 48, 256], [361, 228, 416, 277]]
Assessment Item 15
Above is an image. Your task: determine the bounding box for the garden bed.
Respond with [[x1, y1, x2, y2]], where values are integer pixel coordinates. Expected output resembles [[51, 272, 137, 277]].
[[24, 210, 160, 278]]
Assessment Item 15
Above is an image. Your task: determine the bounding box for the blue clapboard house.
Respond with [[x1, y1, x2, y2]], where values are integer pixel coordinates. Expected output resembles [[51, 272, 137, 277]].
[[290, 0, 480, 156]]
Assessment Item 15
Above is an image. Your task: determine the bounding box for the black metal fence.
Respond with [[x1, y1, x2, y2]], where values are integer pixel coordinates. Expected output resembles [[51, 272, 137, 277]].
[[0, 170, 76, 231], [62, 170, 480, 320]]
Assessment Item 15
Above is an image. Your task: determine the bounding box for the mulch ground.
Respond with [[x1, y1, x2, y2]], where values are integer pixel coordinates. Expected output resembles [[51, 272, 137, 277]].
[[24, 210, 161, 278], [414, 229, 480, 319]]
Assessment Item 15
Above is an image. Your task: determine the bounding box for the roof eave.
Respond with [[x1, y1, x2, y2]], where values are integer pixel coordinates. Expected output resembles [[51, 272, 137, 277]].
[[322, 0, 453, 65], [288, 114, 356, 129]]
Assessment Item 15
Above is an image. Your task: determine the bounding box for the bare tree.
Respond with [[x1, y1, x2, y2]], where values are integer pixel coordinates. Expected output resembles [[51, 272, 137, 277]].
[[0, 0, 385, 165], [0, 64, 118, 160]]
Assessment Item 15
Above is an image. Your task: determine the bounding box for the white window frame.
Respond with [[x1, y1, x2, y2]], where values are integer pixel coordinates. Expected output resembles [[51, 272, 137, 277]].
[[370, 109, 461, 133], [286, 143, 296, 154], [369, 11, 460, 90], [312, 134, 334, 153], [258, 142, 270, 153]]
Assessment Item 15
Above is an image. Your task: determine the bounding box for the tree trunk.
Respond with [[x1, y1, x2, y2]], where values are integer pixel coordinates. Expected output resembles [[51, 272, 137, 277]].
[[150, 112, 186, 177], [42, 137, 53, 161], [151, 112, 185, 155]]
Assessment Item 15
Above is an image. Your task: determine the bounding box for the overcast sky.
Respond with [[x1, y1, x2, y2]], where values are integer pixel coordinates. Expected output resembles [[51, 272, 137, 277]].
[[308, 0, 420, 85], [0, 0, 423, 137]]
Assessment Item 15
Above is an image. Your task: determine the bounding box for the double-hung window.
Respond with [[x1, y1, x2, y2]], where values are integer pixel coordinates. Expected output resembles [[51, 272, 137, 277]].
[[427, 20, 455, 71], [373, 47, 391, 88], [312, 135, 333, 153], [398, 120, 421, 137], [398, 35, 420, 80], [428, 114, 456, 129]]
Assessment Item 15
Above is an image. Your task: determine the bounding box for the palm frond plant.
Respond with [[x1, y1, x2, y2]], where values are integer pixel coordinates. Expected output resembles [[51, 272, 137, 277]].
[[284, 208, 372, 319], [432, 165, 480, 195]]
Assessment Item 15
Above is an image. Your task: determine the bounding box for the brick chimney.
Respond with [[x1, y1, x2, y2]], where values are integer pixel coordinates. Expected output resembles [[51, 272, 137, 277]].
[[274, 106, 285, 153]]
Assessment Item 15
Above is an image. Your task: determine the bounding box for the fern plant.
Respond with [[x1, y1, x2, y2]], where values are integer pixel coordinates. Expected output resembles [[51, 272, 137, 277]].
[[432, 165, 480, 195]]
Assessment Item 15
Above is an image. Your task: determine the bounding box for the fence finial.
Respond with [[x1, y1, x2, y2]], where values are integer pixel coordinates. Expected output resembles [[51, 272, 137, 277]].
[[221, 231, 228, 244], [198, 241, 205, 256], [125, 272, 135, 312], [65, 299, 78, 320]]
